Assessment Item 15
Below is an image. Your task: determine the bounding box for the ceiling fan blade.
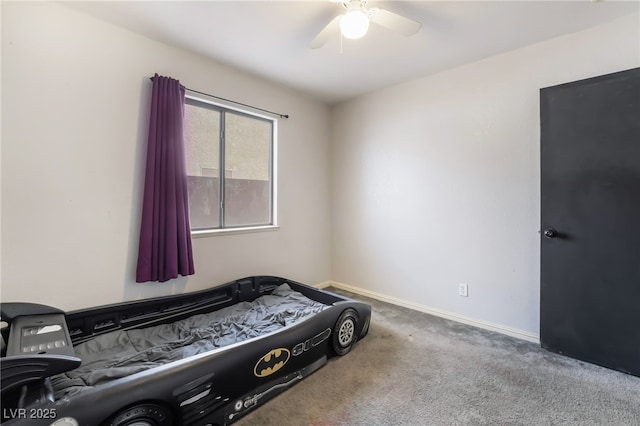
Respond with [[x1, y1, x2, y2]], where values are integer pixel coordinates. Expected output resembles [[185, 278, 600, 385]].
[[310, 15, 342, 49], [368, 8, 421, 36]]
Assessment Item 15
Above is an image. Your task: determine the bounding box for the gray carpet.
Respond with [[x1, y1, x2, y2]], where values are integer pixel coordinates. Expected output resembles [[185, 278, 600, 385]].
[[236, 288, 640, 426]]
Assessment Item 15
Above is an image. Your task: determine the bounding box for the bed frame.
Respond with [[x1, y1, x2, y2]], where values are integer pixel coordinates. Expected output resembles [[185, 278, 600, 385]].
[[0, 276, 371, 426]]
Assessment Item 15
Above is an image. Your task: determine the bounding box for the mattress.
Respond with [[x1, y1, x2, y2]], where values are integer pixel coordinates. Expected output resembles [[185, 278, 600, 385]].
[[51, 284, 327, 398]]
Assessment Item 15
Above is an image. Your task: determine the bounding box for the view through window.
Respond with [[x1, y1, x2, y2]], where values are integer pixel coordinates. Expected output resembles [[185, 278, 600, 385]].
[[184, 96, 275, 232]]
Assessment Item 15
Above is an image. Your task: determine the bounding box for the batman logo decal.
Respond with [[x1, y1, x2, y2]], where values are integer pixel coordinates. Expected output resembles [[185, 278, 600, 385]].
[[254, 348, 290, 378]]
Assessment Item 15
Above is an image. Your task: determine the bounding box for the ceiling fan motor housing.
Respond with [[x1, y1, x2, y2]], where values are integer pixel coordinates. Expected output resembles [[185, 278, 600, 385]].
[[310, 0, 421, 49]]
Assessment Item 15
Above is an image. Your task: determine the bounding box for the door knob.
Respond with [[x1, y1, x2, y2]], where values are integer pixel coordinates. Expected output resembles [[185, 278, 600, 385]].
[[543, 228, 557, 239]]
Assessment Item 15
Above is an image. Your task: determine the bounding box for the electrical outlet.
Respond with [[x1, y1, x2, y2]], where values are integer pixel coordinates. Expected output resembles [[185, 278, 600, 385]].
[[458, 283, 468, 297]]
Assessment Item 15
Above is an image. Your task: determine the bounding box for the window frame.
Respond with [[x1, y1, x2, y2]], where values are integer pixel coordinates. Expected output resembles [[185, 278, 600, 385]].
[[184, 92, 278, 237]]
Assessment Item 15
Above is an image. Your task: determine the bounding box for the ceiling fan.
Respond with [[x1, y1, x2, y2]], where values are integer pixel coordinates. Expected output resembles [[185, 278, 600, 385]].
[[310, 0, 422, 49]]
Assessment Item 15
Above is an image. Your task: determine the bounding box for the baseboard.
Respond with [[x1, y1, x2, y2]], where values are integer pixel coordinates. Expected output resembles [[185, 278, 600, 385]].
[[328, 280, 540, 344], [315, 280, 332, 289]]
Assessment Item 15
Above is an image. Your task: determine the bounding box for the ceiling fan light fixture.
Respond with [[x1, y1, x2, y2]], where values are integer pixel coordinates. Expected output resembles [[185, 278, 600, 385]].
[[340, 9, 369, 39]]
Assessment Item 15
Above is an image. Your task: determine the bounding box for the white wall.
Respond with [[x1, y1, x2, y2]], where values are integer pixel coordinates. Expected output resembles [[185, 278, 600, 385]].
[[2, 2, 638, 339], [331, 13, 640, 336], [1, 2, 332, 311]]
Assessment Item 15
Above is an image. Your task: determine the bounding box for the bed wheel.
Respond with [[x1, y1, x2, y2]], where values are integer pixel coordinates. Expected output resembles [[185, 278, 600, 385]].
[[332, 309, 358, 356], [105, 403, 173, 426]]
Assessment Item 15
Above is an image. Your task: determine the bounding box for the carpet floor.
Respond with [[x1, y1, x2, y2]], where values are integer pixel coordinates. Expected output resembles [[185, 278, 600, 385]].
[[235, 288, 640, 426]]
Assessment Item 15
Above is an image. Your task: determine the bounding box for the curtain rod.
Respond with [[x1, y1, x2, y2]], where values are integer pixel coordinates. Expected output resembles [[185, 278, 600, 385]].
[[149, 77, 289, 119]]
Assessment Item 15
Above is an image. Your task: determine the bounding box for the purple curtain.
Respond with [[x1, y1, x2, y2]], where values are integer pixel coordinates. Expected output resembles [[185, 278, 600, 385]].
[[136, 74, 195, 283]]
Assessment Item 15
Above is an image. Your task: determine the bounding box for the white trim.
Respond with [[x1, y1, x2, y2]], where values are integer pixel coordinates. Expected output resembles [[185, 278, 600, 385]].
[[185, 91, 273, 122], [191, 225, 279, 238], [314, 281, 332, 289], [271, 119, 278, 228], [328, 281, 540, 344]]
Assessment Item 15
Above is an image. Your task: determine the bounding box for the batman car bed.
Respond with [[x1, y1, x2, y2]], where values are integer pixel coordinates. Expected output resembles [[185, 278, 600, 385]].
[[0, 276, 371, 426]]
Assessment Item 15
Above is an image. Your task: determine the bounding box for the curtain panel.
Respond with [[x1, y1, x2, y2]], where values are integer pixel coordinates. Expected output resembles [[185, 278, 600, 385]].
[[136, 74, 195, 283]]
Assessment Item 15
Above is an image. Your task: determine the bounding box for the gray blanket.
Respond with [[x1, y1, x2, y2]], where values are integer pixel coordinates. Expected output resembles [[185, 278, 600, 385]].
[[51, 284, 327, 397]]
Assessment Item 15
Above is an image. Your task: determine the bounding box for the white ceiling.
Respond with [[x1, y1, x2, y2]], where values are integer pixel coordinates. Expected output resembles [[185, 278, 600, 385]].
[[63, 1, 639, 104]]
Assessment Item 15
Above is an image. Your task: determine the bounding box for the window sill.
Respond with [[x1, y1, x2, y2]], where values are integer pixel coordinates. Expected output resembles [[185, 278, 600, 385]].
[[191, 225, 279, 238]]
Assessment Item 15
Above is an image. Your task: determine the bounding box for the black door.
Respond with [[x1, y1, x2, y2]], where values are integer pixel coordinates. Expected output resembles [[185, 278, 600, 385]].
[[540, 68, 640, 377]]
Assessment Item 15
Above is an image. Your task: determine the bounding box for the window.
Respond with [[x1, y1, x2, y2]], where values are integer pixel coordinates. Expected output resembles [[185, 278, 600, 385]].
[[184, 95, 276, 234]]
